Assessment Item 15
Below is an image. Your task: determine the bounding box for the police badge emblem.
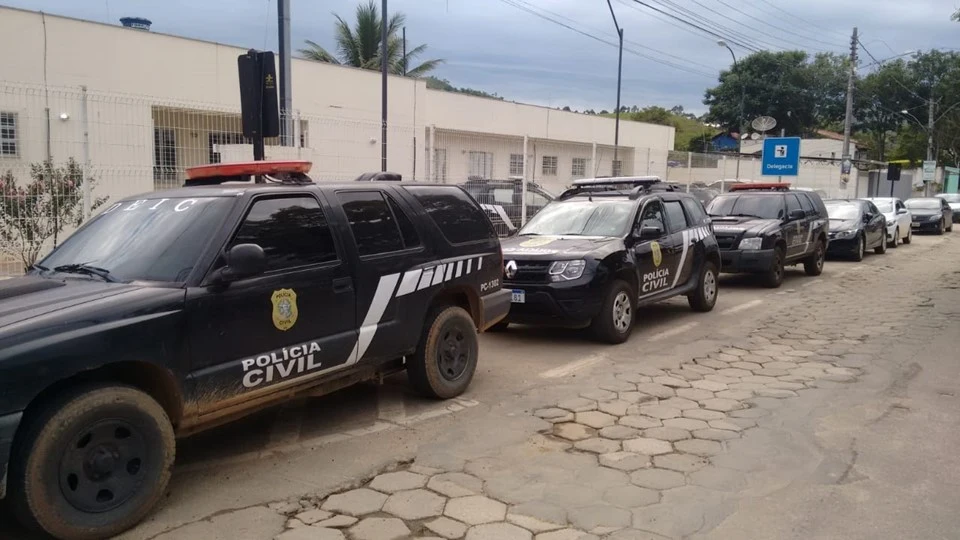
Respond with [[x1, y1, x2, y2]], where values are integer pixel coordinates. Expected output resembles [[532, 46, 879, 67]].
[[271, 289, 298, 331], [651, 241, 663, 267]]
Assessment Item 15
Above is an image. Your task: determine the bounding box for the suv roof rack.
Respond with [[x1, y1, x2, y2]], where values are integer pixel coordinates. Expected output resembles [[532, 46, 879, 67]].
[[184, 160, 313, 186], [728, 182, 792, 192], [560, 176, 674, 200], [355, 171, 402, 182]]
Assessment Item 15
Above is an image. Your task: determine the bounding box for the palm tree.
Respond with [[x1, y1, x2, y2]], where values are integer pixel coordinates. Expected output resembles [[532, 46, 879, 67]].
[[299, 0, 442, 77]]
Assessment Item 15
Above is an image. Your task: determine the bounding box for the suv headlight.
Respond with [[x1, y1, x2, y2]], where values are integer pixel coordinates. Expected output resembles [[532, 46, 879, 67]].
[[738, 237, 763, 250], [835, 229, 857, 239], [886, 219, 896, 227], [929, 215, 941, 221], [548, 260, 586, 281]]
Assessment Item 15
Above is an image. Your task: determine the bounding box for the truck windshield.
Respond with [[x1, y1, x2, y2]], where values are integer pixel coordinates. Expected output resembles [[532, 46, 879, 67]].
[[519, 200, 634, 237], [706, 195, 784, 220], [40, 197, 232, 283]]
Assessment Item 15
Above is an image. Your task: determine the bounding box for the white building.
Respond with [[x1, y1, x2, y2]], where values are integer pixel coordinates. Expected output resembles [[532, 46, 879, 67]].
[[0, 5, 675, 207]]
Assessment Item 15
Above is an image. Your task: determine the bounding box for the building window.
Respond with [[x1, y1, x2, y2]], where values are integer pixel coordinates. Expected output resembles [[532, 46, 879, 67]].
[[509, 153, 524, 176], [469, 151, 493, 179], [0, 112, 18, 157], [153, 127, 177, 183], [612, 160, 623, 176], [572, 157, 586, 177], [427, 148, 447, 183], [208, 131, 247, 164], [542, 156, 558, 176]]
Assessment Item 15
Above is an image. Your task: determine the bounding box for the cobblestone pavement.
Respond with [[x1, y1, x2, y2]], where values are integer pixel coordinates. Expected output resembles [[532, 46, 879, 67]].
[[240, 236, 959, 540]]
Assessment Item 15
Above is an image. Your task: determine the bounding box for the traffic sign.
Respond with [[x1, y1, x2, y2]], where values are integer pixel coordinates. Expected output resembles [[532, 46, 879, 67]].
[[922, 160, 936, 183], [761, 137, 801, 176]]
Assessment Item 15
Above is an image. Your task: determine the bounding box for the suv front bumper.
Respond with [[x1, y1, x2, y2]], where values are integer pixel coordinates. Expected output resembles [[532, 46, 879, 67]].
[[0, 411, 22, 499], [502, 281, 604, 327], [719, 248, 776, 273]]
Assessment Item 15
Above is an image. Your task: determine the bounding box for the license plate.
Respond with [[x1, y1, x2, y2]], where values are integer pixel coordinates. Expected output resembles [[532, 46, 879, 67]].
[[511, 289, 526, 303]]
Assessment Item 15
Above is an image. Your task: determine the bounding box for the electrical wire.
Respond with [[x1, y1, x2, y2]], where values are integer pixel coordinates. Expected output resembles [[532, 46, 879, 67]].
[[711, 0, 846, 50], [751, 0, 850, 42], [646, 0, 770, 51], [615, 0, 719, 48], [627, 0, 762, 53], [686, 0, 814, 52]]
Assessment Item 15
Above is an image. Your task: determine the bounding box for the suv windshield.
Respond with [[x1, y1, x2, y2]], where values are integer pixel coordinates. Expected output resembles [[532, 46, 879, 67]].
[[519, 200, 634, 237], [906, 199, 941, 210], [40, 197, 232, 283], [824, 202, 861, 220], [706, 194, 783, 220]]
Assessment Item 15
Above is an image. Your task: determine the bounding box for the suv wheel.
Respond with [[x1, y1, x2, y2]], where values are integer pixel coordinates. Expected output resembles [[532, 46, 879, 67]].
[[762, 247, 785, 288], [937, 220, 945, 235], [803, 240, 825, 276], [591, 280, 635, 344], [890, 229, 899, 249], [9, 384, 175, 540], [874, 233, 887, 254], [852, 234, 866, 262], [408, 306, 478, 399], [688, 261, 718, 312], [903, 228, 912, 244]]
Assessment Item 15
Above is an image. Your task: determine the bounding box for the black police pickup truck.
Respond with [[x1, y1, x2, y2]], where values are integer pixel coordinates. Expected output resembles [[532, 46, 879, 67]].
[[498, 177, 721, 344], [460, 177, 554, 236], [0, 160, 510, 539], [705, 183, 829, 288]]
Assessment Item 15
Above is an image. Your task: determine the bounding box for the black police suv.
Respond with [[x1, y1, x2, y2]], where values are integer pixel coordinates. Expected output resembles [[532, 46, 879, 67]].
[[907, 197, 955, 234], [497, 177, 721, 344], [824, 199, 887, 261], [705, 183, 829, 288], [0, 160, 510, 540], [460, 177, 554, 236]]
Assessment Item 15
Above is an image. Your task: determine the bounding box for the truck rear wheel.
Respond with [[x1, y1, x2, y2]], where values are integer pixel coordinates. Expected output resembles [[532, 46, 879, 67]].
[[9, 384, 175, 540], [408, 306, 478, 399], [591, 280, 635, 344], [687, 261, 718, 312]]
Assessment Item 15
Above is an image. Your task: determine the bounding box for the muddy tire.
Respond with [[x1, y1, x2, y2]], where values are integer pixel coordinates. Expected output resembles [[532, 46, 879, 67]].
[[590, 280, 635, 344], [890, 228, 899, 249], [903, 228, 912, 244], [762, 246, 785, 288], [408, 306, 478, 399], [688, 261, 719, 312], [8, 384, 175, 540], [803, 240, 825, 276], [937, 220, 945, 235], [874, 233, 887, 254]]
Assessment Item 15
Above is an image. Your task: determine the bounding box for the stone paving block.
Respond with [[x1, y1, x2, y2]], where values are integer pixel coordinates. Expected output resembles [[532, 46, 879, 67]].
[[724, 417, 758, 429], [623, 437, 673, 455], [321, 489, 388, 516], [637, 405, 681, 419], [618, 415, 662, 429], [820, 374, 856, 383], [714, 352, 740, 362], [720, 347, 748, 357], [707, 419, 744, 432], [652, 376, 691, 388], [427, 517, 469, 539], [728, 382, 766, 391], [690, 379, 728, 392], [784, 349, 815, 357], [675, 388, 714, 402], [295, 509, 333, 525], [535, 529, 598, 540], [696, 359, 730, 370], [669, 368, 704, 381], [657, 397, 699, 410], [599, 451, 651, 471], [633, 367, 668, 377], [674, 439, 724, 456], [349, 517, 411, 540], [275, 527, 346, 540], [688, 467, 747, 492], [756, 388, 798, 399], [568, 505, 632, 531], [692, 428, 739, 441], [642, 427, 691, 442], [730, 361, 761, 371], [716, 368, 752, 378], [410, 465, 444, 476], [465, 523, 532, 540], [580, 389, 619, 401], [651, 453, 708, 472], [779, 374, 814, 383], [751, 368, 790, 377], [599, 425, 640, 440], [271, 501, 303, 515], [790, 367, 826, 378], [286, 518, 306, 529], [617, 392, 655, 404], [745, 397, 784, 410], [764, 361, 798, 370], [728, 407, 769, 419], [315, 515, 359, 528], [679, 364, 715, 375], [557, 398, 598, 413], [428, 472, 484, 498], [634, 383, 675, 399], [598, 400, 631, 417], [603, 484, 660, 507], [703, 374, 741, 385], [535, 408, 575, 423], [369, 471, 428, 493], [575, 411, 617, 429], [445, 496, 508, 525], [662, 418, 709, 431], [600, 380, 639, 393], [741, 375, 779, 385], [682, 408, 726, 421], [507, 501, 567, 532], [575, 437, 623, 454], [554, 423, 596, 441], [382, 489, 446, 520], [616, 372, 653, 384], [714, 389, 754, 401], [700, 398, 743, 412], [606, 529, 671, 540], [629, 468, 685, 490]]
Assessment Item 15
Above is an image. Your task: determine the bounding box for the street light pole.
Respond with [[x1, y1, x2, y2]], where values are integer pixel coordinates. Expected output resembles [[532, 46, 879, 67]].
[[717, 41, 743, 180], [606, 0, 623, 173], [380, 0, 388, 172]]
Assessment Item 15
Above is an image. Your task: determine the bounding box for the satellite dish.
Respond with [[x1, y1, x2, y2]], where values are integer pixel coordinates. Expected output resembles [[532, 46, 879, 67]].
[[750, 133, 761, 140], [751, 116, 777, 133]]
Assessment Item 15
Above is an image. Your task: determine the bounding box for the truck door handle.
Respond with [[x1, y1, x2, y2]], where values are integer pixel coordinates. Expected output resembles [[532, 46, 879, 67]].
[[332, 277, 353, 293]]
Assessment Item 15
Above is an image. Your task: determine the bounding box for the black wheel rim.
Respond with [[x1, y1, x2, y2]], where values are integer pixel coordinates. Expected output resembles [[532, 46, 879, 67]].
[[59, 419, 148, 513], [436, 321, 472, 382], [816, 245, 824, 270], [775, 254, 783, 280]]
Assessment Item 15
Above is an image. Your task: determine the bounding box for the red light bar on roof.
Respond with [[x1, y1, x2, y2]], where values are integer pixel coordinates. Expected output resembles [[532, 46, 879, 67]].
[[729, 182, 791, 191], [185, 160, 312, 180]]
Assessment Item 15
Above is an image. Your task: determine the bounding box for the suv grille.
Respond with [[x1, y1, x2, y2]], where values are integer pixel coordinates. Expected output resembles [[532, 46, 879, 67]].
[[505, 260, 551, 283]]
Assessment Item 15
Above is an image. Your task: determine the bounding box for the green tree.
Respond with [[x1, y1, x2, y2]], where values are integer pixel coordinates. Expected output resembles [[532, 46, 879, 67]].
[[854, 60, 913, 161], [299, 0, 442, 77]]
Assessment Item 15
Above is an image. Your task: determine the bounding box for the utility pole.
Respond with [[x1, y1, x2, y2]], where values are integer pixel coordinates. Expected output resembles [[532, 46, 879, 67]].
[[717, 41, 742, 180], [381, 0, 388, 171], [841, 27, 857, 191], [606, 0, 623, 173], [926, 96, 935, 195], [402, 27, 407, 76], [278, 0, 292, 146]]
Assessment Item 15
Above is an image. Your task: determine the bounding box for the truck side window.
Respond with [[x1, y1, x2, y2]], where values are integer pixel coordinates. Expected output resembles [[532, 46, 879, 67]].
[[405, 186, 497, 244], [797, 193, 815, 215], [385, 194, 421, 249], [663, 201, 690, 233], [338, 191, 405, 256], [231, 196, 338, 272], [638, 200, 666, 233], [785, 194, 802, 216], [681, 197, 707, 224]]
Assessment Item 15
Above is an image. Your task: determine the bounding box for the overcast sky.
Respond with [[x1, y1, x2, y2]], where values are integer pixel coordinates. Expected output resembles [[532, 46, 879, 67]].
[[5, 0, 958, 113]]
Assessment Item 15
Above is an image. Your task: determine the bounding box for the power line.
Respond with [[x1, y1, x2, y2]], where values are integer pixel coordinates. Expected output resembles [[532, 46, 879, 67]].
[[750, 0, 850, 42], [627, 0, 762, 53], [616, 0, 719, 48], [646, 0, 771, 52], [711, 0, 847, 50], [687, 0, 819, 52]]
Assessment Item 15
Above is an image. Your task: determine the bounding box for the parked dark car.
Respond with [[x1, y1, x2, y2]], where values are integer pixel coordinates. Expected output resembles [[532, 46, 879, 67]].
[[0, 161, 510, 539], [498, 177, 721, 344], [460, 177, 554, 236], [934, 193, 960, 223], [705, 183, 829, 288], [906, 197, 954, 234], [824, 199, 887, 261]]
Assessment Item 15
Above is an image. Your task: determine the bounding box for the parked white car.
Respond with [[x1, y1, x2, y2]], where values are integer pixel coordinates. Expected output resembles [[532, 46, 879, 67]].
[[864, 197, 912, 247]]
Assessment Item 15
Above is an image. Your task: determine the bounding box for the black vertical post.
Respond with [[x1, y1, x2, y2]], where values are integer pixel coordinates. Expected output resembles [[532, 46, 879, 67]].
[[606, 0, 622, 173], [402, 27, 407, 76], [889, 176, 895, 197], [381, 0, 388, 172], [278, 0, 292, 146]]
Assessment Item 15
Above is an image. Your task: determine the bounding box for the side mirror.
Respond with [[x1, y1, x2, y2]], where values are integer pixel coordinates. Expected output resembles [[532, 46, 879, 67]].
[[863, 213, 872, 223], [216, 243, 266, 283], [637, 224, 664, 240], [788, 209, 806, 221], [897, 208, 908, 215]]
